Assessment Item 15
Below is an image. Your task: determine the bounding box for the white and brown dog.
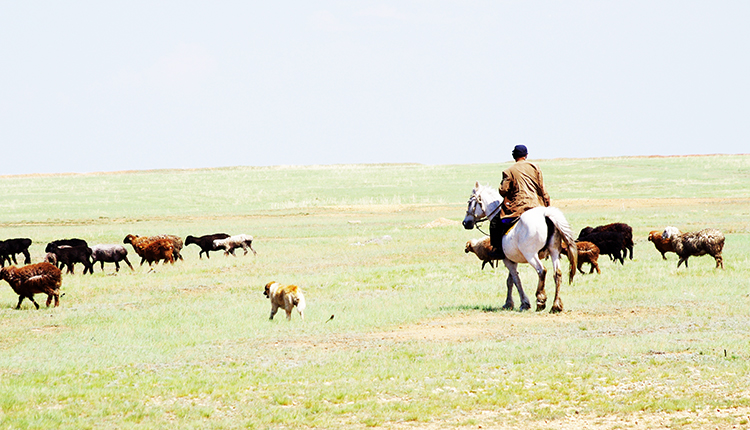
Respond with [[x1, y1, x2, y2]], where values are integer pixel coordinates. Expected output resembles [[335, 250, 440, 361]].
[[264, 281, 306, 321]]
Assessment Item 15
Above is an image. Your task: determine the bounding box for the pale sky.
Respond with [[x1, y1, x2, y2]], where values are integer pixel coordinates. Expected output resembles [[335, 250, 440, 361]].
[[2, 1, 748, 175]]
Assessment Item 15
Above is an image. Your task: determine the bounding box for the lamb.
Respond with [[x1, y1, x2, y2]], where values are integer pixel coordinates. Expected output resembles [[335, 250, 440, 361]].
[[0, 262, 63, 309], [185, 233, 230, 259], [45, 243, 94, 275], [90, 244, 134, 272], [563, 241, 601, 274], [464, 237, 502, 270], [123, 235, 175, 266], [0, 238, 33, 267], [577, 230, 627, 265], [213, 234, 257, 256], [578, 223, 634, 260], [648, 230, 676, 260], [662, 226, 725, 269]]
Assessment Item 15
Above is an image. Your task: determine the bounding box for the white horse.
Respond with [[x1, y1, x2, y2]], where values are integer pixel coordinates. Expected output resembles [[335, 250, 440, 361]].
[[463, 182, 577, 313]]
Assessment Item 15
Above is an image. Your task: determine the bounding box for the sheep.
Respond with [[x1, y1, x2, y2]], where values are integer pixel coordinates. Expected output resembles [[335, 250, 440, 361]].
[[185, 233, 230, 259], [0, 238, 33, 267], [577, 230, 627, 265], [578, 223, 634, 260], [662, 226, 725, 269], [0, 262, 62, 309], [464, 236, 502, 270], [90, 244, 134, 272], [123, 235, 175, 266], [213, 234, 257, 256], [563, 241, 601, 274], [45, 243, 94, 275], [157, 235, 184, 261], [45, 238, 89, 269], [648, 230, 676, 260]]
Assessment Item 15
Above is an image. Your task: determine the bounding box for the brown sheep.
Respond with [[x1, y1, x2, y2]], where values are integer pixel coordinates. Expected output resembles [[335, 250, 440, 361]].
[[561, 241, 601, 274], [648, 230, 675, 260], [0, 262, 63, 309], [662, 226, 725, 269], [123, 235, 174, 266], [464, 237, 502, 270]]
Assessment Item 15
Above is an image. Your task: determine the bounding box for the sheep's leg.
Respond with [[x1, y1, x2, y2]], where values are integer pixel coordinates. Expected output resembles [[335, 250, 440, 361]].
[[242, 244, 248, 255], [123, 257, 134, 271], [678, 257, 688, 268], [11, 254, 18, 264], [15, 296, 25, 309], [28, 296, 39, 310], [114, 261, 120, 272], [22, 250, 31, 265], [715, 254, 723, 269], [248, 243, 257, 256], [100, 261, 105, 271]]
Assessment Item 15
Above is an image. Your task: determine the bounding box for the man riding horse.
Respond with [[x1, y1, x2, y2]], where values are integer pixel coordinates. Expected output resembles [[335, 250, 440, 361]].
[[490, 144, 550, 259]]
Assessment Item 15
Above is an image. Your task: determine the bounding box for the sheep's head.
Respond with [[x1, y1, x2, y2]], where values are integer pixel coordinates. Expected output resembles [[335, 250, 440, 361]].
[[662, 226, 680, 242], [648, 231, 660, 242], [123, 234, 136, 244]]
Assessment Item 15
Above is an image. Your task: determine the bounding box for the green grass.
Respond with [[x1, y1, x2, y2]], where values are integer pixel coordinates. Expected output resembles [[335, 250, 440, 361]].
[[1, 155, 750, 429]]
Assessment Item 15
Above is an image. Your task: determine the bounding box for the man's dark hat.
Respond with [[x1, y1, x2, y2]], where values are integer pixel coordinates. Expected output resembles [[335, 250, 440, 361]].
[[512, 144, 528, 159]]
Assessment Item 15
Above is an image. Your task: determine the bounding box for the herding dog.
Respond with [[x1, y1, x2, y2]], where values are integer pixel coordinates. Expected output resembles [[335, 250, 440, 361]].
[[264, 281, 306, 321]]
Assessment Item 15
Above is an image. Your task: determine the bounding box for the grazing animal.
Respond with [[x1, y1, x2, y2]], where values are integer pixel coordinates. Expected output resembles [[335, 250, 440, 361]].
[[463, 182, 577, 313], [264, 281, 306, 321], [214, 234, 257, 256], [578, 223, 633, 260], [662, 226, 725, 269], [45, 243, 93, 275], [123, 235, 175, 266], [465, 236, 502, 270], [0, 262, 62, 309], [563, 241, 601, 274], [648, 230, 676, 260], [157, 235, 184, 261], [90, 244, 134, 272], [0, 238, 33, 267], [185, 234, 230, 259], [577, 229, 627, 265]]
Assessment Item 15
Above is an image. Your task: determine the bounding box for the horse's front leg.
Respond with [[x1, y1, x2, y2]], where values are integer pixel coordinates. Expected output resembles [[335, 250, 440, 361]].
[[503, 272, 514, 310], [503, 260, 531, 311]]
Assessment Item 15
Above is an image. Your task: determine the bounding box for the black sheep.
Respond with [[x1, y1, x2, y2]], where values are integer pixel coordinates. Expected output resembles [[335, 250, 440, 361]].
[[0, 238, 32, 266], [185, 233, 230, 259], [45, 244, 94, 275], [577, 230, 627, 265], [90, 244, 134, 272]]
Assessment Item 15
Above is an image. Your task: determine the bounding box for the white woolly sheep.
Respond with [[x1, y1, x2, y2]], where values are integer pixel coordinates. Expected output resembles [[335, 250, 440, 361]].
[[662, 226, 725, 269], [213, 234, 257, 256]]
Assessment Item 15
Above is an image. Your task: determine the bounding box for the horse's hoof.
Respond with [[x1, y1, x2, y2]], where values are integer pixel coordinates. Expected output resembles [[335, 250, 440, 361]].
[[550, 306, 563, 314], [502, 304, 514, 311], [519, 303, 531, 311], [536, 303, 546, 312]]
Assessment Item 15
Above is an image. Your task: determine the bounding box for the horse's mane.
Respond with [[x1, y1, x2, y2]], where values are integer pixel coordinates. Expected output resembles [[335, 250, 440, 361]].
[[476, 184, 502, 220]]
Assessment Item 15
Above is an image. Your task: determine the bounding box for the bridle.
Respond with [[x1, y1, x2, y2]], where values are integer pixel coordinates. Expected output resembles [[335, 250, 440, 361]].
[[465, 186, 501, 237]]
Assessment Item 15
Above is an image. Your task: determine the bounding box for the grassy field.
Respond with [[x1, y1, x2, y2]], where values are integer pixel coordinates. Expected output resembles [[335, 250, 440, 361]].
[[1, 155, 749, 429]]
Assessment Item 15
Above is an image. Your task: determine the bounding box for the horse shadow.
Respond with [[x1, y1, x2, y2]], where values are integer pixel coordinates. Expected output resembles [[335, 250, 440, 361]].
[[440, 304, 510, 313]]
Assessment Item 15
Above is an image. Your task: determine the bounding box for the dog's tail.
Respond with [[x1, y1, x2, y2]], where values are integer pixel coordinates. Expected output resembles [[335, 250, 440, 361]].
[[294, 294, 306, 320]]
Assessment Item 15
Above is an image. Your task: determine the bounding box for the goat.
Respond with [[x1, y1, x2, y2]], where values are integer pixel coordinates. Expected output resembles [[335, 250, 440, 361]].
[[90, 244, 134, 272], [662, 226, 725, 269], [123, 235, 175, 266], [578, 223, 634, 260], [213, 234, 257, 256], [0, 238, 32, 267], [185, 233, 230, 259], [0, 262, 62, 309], [648, 230, 675, 260], [45, 243, 93, 275], [464, 237, 502, 270], [577, 229, 626, 265]]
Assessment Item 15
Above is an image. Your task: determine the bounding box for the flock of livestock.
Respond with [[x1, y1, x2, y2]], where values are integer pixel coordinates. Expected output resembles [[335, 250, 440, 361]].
[[466, 222, 726, 274], [0, 233, 256, 310]]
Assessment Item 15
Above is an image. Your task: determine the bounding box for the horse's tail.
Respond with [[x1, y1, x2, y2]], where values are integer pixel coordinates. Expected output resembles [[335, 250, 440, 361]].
[[544, 207, 577, 284]]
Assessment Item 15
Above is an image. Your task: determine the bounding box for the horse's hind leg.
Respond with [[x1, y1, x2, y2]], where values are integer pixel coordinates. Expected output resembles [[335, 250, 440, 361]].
[[549, 255, 564, 313]]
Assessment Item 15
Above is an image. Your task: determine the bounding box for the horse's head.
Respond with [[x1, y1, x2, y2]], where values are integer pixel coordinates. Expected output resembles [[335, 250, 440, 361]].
[[463, 182, 502, 230]]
